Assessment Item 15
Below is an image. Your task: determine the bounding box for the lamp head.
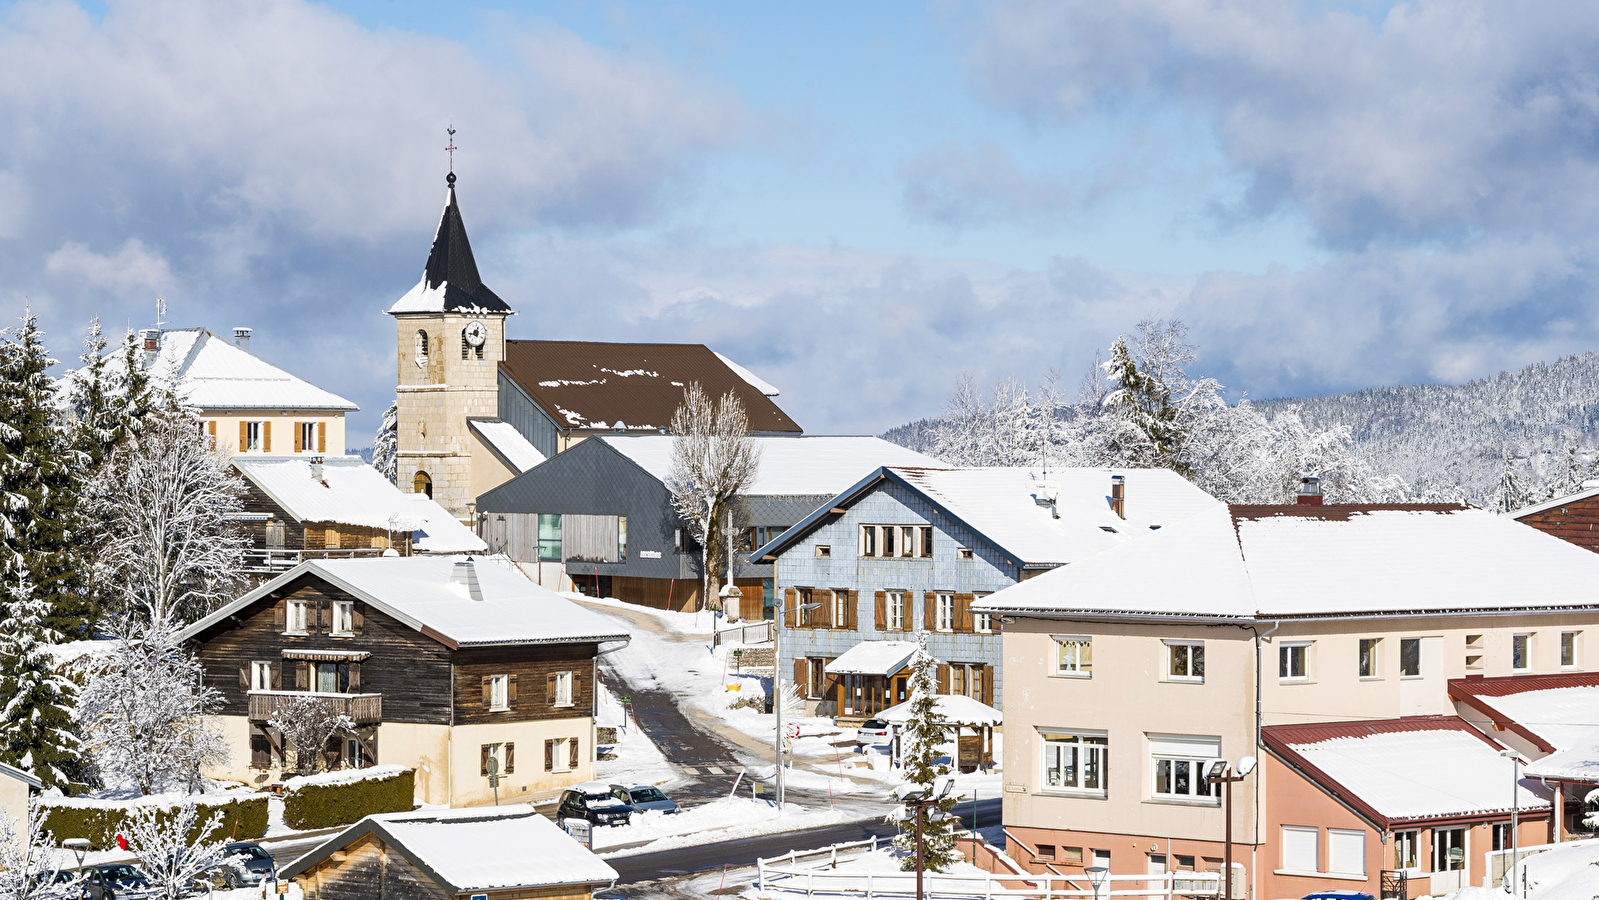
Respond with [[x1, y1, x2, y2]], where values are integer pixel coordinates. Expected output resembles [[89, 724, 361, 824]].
[[1086, 866, 1110, 886], [63, 838, 90, 866], [1235, 755, 1257, 777], [1206, 758, 1229, 781]]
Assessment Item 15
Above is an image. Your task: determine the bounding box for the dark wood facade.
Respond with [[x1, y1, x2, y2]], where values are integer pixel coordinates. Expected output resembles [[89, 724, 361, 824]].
[[236, 479, 413, 557], [1515, 494, 1599, 553]]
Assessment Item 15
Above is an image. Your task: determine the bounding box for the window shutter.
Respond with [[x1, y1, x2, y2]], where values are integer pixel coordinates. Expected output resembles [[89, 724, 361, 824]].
[[569, 737, 579, 770], [352, 604, 364, 635], [544, 740, 555, 772], [1328, 829, 1364, 876], [318, 422, 326, 453], [319, 600, 331, 633], [784, 588, 796, 624], [508, 675, 518, 705], [848, 592, 858, 629], [271, 663, 282, 690], [295, 662, 309, 691], [293, 424, 303, 453], [924, 593, 936, 631], [348, 663, 361, 693], [481, 676, 492, 707], [262, 421, 271, 452], [957, 594, 973, 632], [937, 664, 950, 694], [794, 657, 807, 690], [546, 673, 557, 704], [504, 742, 515, 774], [239, 421, 249, 452], [821, 660, 839, 702], [273, 601, 285, 632], [207, 420, 216, 439], [480, 745, 491, 776], [982, 665, 994, 706], [1282, 826, 1318, 872], [239, 664, 250, 691], [816, 593, 832, 628], [875, 592, 887, 630], [572, 671, 581, 703]]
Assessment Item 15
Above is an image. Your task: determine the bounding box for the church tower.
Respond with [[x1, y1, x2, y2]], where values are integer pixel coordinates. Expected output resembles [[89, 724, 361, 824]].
[[387, 171, 514, 521]]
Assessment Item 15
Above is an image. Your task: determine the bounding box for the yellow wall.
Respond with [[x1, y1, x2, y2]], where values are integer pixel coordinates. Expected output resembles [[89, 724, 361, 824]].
[[203, 411, 347, 461]]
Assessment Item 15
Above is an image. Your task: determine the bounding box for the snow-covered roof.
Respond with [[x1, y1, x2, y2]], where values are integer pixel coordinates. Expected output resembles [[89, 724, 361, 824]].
[[1509, 483, 1599, 519], [180, 557, 629, 649], [0, 761, 41, 790], [878, 694, 1003, 727], [714, 351, 780, 396], [976, 503, 1599, 619], [825, 641, 922, 676], [280, 804, 615, 892], [387, 181, 513, 315], [602, 435, 945, 497], [152, 329, 359, 411], [1265, 718, 1550, 825], [1450, 677, 1599, 781], [468, 419, 546, 474], [231, 456, 485, 554]]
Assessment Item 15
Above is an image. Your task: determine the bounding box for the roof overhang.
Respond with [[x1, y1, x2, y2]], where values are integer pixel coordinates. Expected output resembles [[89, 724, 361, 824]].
[[824, 641, 921, 676]]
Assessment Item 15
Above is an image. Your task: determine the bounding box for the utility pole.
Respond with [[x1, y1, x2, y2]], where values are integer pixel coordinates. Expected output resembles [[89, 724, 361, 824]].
[[774, 595, 821, 807], [1500, 749, 1521, 896]]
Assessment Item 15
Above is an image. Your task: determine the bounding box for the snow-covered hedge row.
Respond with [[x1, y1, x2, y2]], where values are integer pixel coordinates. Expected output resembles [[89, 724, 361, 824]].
[[40, 792, 268, 849], [283, 766, 414, 830]]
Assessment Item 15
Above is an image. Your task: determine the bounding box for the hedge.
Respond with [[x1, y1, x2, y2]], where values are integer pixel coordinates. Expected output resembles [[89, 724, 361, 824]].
[[40, 793, 269, 850], [283, 767, 414, 830]]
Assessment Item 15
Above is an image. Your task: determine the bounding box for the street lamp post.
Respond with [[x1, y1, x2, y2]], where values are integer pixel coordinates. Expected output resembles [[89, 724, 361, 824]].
[[774, 598, 822, 807], [1207, 756, 1257, 900], [896, 778, 955, 900], [1086, 865, 1110, 900], [1500, 749, 1521, 896]]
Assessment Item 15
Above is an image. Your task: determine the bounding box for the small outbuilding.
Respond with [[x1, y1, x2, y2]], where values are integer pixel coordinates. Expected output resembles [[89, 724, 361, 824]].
[[877, 693, 1002, 774], [280, 804, 618, 900]]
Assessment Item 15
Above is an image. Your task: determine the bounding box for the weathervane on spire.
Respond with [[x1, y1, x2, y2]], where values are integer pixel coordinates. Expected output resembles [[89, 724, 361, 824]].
[[445, 126, 458, 185]]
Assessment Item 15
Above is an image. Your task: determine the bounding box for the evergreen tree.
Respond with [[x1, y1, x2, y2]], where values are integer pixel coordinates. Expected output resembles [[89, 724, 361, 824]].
[[113, 328, 155, 445], [0, 567, 78, 789], [68, 318, 120, 469], [1102, 322, 1195, 475], [893, 634, 959, 872], [1493, 448, 1534, 513], [372, 400, 399, 484]]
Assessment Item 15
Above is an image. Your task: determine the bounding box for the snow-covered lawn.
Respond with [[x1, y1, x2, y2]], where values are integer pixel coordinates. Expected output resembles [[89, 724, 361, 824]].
[[1442, 838, 1599, 900], [747, 847, 999, 899], [587, 797, 853, 856]]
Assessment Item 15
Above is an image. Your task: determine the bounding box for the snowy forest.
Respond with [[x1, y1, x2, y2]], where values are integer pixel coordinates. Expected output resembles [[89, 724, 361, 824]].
[[883, 319, 1599, 510]]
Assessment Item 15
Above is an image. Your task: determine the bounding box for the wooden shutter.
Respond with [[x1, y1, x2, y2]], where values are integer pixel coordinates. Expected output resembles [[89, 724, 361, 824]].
[[207, 419, 216, 439], [505, 742, 515, 774], [352, 604, 364, 635], [271, 663, 282, 690], [508, 675, 518, 705], [238, 664, 249, 691], [569, 737, 579, 770], [481, 676, 492, 708], [318, 422, 326, 453], [821, 660, 839, 704], [293, 423, 303, 453], [239, 421, 249, 452], [924, 593, 936, 631], [572, 671, 581, 705], [295, 662, 309, 690], [875, 592, 887, 630], [982, 665, 994, 706], [794, 657, 807, 692], [544, 740, 555, 771], [273, 601, 285, 632], [846, 591, 858, 629], [815, 593, 832, 629], [348, 663, 360, 693], [784, 588, 796, 625], [480, 745, 491, 776], [262, 421, 272, 452], [318, 600, 331, 633], [937, 664, 951, 694], [957, 594, 973, 633], [546, 673, 557, 704]]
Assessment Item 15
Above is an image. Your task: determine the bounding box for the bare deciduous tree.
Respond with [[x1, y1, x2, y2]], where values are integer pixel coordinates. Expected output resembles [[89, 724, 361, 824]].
[[123, 802, 230, 900], [269, 694, 356, 774], [666, 383, 761, 611], [0, 801, 82, 900]]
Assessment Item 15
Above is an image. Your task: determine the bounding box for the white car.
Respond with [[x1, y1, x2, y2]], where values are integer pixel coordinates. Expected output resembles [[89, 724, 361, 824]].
[[856, 718, 893, 746]]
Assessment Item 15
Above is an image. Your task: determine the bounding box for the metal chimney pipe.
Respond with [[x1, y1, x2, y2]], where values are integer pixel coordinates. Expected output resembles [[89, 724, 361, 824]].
[[233, 327, 252, 352]]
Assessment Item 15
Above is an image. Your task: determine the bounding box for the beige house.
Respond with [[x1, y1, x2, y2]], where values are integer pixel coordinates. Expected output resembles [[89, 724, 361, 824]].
[[0, 762, 40, 847], [977, 499, 1599, 899]]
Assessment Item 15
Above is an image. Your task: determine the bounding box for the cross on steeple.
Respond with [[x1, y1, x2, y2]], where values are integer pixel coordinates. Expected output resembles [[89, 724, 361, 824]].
[[445, 126, 457, 174]]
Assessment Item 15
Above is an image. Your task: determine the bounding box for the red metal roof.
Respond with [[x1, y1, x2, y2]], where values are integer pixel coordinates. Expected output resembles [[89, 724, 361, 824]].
[[1449, 672, 1599, 698]]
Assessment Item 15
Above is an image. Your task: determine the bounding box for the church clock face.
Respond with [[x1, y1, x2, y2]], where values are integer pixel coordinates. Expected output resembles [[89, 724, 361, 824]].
[[463, 321, 488, 347]]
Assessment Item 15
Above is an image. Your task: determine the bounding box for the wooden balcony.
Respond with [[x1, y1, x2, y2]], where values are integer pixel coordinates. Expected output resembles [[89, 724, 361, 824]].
[[247, 690, 382, 725]]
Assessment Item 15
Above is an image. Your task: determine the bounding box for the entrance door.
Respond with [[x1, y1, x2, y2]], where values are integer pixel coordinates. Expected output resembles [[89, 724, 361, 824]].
[[1400, 636, 1444, 715], [892, 674, 911, 706], [1146, 854, 1167, 900], [1431, 827, 1466, 893]]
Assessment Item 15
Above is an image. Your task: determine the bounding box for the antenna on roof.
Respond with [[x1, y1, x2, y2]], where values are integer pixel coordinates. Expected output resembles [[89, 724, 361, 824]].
[[155, 296, 167, 331]]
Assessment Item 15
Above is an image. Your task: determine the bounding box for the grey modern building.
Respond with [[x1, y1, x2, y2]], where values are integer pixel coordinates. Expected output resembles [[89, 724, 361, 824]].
[[475, 434, 942, 611], [752, 466, 1222, 721]]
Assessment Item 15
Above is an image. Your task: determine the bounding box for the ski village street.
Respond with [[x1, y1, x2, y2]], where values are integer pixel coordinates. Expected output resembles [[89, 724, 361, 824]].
[[16, 6, 1599, 900]]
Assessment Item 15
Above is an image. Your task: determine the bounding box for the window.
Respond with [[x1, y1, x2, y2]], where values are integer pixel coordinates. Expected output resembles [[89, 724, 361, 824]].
[[860, 525, 934, 558], [415, 329, 429, 365], [1150, 736, 1220, 802], [1036, 844, 1056, 861], [816, 545, 831, 557], [1175, 854, 1195, 871], [1492, 823, 1510, 851], [488, 674, 509, 711], [1166, 641, 1205, 682], [1432, 828, 1465, 872], [251, 733, 273, 768], [887, 591, 906, 631], [797, 588, 814, 627], [1393, 830, 1418, 870], [1359, 638, 1381, 678], [243, 421, 262, 452], [922, 526, 934, 557], [958, 547, 974, 560], [461, 328, 482, 360], [1328, 829, 1365, 877], [250, 661, 272, 691], [1513, 633, 1532, 672], [935, 593, 955, 632], [330, 601, 355, 636], [1279, 642, 1310, 681], [315, 663, 350, 693], [883, 526, 895, 557], [345, 738, 363, 770], [833, 590, 851, 627], [1562, 631, 1579, 668], [482, 741, 514, 776], [537, 514, 563, 561], [1400, 638, 1421, 677], [544, 738, 568, 772], [1282, 825, 1318, 873], [1055, 636, 1092, 677], [1092, 849, 1110, 868], [413, 470, 432, 498], [1041, 732, 1108, 795], [861, 526, 877, 557], [618, 517, 628, 559], [900, 527, 915, 557], [974, 605, 993, 635], [1063, 847, 1084, 864], [951, 663, 987, 700], [285, 599, 309, 634], [550, 671, 574, 707]]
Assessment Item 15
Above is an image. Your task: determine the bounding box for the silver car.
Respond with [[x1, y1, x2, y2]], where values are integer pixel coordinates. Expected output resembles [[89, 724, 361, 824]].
[[610, 783, 678, 814]]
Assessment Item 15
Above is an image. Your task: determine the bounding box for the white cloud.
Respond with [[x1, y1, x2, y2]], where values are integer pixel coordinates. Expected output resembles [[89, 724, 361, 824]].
[[45, 239, 173, 294]]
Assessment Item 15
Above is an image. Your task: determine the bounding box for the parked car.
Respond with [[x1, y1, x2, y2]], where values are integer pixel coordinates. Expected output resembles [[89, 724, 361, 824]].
[[221, 843, 276, 885], [856, 718, 893, 747], [557, 781, 634, 827], [610, 783, 678, 814], [82, 865, 155, 900]]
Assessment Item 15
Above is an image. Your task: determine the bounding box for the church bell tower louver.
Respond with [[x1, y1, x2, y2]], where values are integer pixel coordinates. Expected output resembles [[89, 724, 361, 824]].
[[387, 169, 515, 522]]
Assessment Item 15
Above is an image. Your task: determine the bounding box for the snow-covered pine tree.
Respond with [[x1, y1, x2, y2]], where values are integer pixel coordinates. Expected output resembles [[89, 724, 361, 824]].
[[0, 567, 79, 790], [68, 319, 120, 469], [0, 800, 84, 900], [1492, 449, 1535, 513], [123, 801, 229, 900], [372, 400, 399, 484], [893, 634, 960, 872], [77, 613, 227, 796], [112, 328, 155, 445]]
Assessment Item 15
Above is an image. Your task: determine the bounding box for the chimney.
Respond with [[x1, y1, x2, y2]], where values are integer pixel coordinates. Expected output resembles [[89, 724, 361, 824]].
[[139, 329, 160, 368], [233, 327, 252, 353], [1110, 475, 1126, 519], [1297, 476, 1324, 506], [450, 558, 484, 601], [309, 456, 324, 481]]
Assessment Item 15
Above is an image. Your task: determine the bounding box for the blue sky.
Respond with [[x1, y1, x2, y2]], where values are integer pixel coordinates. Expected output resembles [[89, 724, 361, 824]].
[[6, 1, 1599, 441]]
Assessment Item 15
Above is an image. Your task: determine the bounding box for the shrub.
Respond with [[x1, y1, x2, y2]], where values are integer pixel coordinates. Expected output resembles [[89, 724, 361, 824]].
[[283, 766, 414, 830], [39, 793, 268, 850]]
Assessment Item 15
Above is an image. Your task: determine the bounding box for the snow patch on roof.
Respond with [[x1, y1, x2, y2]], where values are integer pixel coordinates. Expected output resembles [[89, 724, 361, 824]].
[[1472, 686, 1599, 780], [878, 694, 1002, 727], [468, 420, 546, 474], [714, 352, 780, 396], [158, 330, 357, 411], [601, 435, 944, 497], [363, 805, 616, 890], [825, 641, 921, 676]]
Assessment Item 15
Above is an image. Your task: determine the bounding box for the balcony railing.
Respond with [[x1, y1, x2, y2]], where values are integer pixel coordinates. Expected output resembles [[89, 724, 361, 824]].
[[243, 548, 390, 574], [247, 690, 382, 725]]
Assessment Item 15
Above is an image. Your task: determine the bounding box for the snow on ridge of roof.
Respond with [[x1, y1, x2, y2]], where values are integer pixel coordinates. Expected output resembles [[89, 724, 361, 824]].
[[161, 330, 358, 411], [467, 419, 546, 474], [600, 434, 944, 496], [976, 503, 1599, 619], [1282, 724, 1550, 821], [879, 694, 1002, 727], [1510, 485, 1599, 519], [713, 351, 780, 396], [825, 640, 922, 676], [891, 466, 1222, 567], [1464, 684, 1599, 780], [231, 456, 484, 554]]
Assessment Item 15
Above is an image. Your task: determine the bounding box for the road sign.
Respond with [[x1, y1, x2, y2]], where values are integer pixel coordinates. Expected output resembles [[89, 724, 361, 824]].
[[786, 723, 801, 739], [486, 756, 499, 775], [488, 773, 500, 788]]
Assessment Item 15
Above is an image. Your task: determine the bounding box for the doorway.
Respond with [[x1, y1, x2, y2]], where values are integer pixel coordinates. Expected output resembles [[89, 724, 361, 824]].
[[1431, 827, 1466, 893], [1400, 636, 1444, 715]]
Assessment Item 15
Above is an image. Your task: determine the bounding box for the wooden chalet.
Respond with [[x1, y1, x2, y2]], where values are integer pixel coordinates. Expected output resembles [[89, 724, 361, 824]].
[[1512, 483, 1599, 552], [178, 557, 629, 806]]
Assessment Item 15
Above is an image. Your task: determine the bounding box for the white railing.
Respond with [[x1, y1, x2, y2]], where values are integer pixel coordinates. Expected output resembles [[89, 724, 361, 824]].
[[756, 838, 1221, 900], [712, 619, 772, 649]]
